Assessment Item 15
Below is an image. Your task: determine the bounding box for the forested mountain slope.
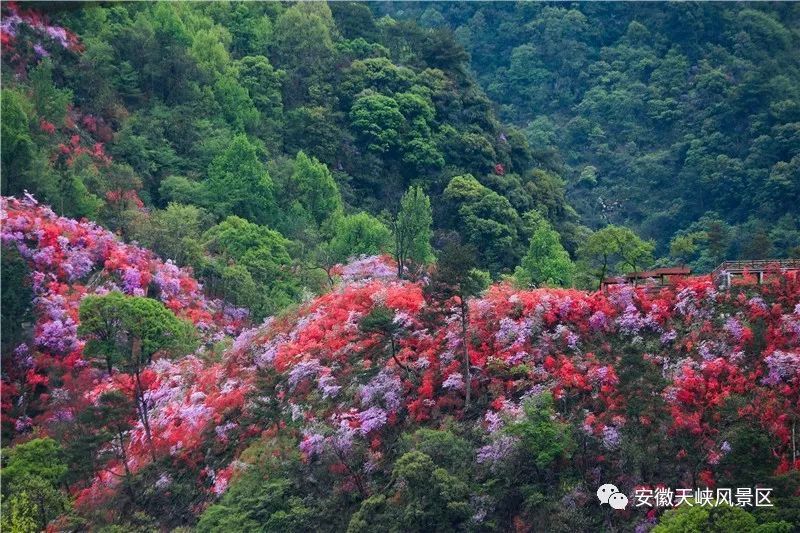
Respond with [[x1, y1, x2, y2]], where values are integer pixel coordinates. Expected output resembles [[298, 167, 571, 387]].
[[375, 2, 800, 268], [1, 1, 583, 287]]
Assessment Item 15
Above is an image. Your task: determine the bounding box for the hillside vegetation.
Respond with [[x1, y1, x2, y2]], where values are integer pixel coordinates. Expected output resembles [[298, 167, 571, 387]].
[[377, 2, 800, 269], [2, 196, 800, 531], [1, 2, 799, 532], [2, 1, 584, 289]]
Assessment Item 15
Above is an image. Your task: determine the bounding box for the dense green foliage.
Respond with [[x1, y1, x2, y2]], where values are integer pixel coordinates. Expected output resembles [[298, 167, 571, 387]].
[[327, 212, 392, 264], [377, 2, 800, 267], [1, 247, 33, 357], [652, 504, 792, 533], [1, 1, 583, 303], [1, 438, 71, 533], [576, 224, 656, 289], [195, 397, 579, 532], [514, 212, 575, 288], [78, 291, 197, 372], [5, 2, 799, 298], [390, 185, 434, 277]]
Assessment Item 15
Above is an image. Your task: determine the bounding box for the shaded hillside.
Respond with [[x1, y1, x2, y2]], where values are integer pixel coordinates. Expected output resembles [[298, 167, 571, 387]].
[[375, 2, 800, 267]]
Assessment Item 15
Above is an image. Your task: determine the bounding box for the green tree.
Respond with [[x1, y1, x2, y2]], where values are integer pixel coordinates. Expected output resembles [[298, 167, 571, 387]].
[[2, 438, 68, 489], [669, 232, 704, 266], [62, 390, 138, 504], [133, 203, 207, 268], [359, 305, 414, 375], [401, 137, 445, 174], [115, 60, 143, 104], [506, 393, 573, 473], [213, 72, 260, 133], [443, 175, 523, 274], [203, 216, 292, 265], [53, 154, 105, 219], [514, 212, 575, 287], [110, 107, 183, 193], [307, 210, 390, 287], [398, 429, 473, 479], [481, 392, 574, 528], [283, 106, 343, 163], [652, 504, 792, 533], [672, 215, 734, 272], [426, 239, 489, 409], [219, 263, 261, 313], [770, 215, 800, 258], [452, 132, 496, 174], [189, 26, 231, 80], [78, 292, 197, 458], [1, 247, 33, 361], [202, 216, 299, 318], [1, 89, 35, 196], [290, 151, 342, 226], [236, 55, 285, 150], [28, 59, 72, 127], [0, 491, 39, 533], [126, 2, 197, 104], [98, 163, 145, 237], [196, 437, 314, 532], [702, 217, 732, 268], [219, 3, 274, 57], [1, 438, 70, 532], [350, 93, 405, 154], [341, 58, 414, 105], [272, 2, 336, 106], [197, 478, 313, 533], [205, 135, 275, 225], [158, 175, 210, 207], [328, 212, 392, 263], [614, 228, 655, 275], [576, 225, 654, 289], [347, 451, 471, 533], [391, 185, 434, 278]]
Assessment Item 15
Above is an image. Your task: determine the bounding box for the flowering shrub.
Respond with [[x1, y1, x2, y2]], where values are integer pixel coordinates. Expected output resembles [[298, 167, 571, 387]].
[[2, 197, 799, 526], [1, 2, 83, 59], [1, 195, 248, 449], [190, 252, 798, 511], [54, 134, 113, 168]]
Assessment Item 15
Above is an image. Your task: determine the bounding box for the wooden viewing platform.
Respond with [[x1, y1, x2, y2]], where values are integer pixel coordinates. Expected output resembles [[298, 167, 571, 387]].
[[600, 259, 800, 292], [602, 266, 691, 292], [712, 259, 800, 288]]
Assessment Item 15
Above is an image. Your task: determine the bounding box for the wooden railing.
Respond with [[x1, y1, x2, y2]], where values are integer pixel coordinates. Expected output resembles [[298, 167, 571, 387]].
[[712, 259, 800, 287], [712, 259, 800, 276]]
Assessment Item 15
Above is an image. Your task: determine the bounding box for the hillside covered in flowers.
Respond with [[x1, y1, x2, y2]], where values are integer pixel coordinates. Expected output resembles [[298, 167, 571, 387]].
[[2, 196, 799, 531]]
